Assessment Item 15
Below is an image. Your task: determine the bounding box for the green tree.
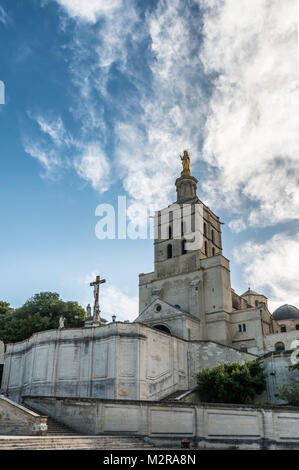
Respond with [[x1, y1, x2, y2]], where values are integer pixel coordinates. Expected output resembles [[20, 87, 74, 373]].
[[0, 301, 11, 315], [0, 292, 86, 344], [196, 360, 267, 404]]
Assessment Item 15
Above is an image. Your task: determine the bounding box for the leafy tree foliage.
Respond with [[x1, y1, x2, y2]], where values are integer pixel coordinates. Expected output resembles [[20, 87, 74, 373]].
[[0, 301, 11, 315], [196, 361, 267, 404], [0, 293, 86, 344]]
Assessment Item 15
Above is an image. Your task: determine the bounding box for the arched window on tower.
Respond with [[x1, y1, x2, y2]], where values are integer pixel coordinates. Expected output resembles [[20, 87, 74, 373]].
[[182, 239, 187, 255], [167, 244, 173, 259], [275, 342, 285, 352], [204, 241, 208, 256], [168, 225, 172, 239]]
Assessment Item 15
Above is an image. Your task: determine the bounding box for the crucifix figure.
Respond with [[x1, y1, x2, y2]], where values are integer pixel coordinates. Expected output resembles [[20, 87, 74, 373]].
[[90, 275, 106, 323]]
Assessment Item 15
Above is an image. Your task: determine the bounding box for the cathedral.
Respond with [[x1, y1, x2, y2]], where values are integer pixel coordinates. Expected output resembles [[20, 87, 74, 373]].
[[136, 153, 299, 356], [1, 153, 299, 404]]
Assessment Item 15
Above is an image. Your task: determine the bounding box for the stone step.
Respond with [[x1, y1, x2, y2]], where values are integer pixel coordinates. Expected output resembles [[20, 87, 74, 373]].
[[0, 437, 155, 450], [161, 389, 189, 401], [21, 402, 79, 436]]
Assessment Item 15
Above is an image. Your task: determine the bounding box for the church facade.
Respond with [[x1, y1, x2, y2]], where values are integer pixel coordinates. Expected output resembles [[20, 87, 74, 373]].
[[1, 155, 299, 403]]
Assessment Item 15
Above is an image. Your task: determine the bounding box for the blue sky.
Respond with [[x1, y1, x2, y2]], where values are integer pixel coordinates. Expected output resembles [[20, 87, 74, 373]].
[[0, 0, 298, 320]]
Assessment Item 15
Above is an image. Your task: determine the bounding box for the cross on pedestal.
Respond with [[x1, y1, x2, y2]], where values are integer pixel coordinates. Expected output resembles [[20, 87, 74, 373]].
[[90, 275, 106, 323]]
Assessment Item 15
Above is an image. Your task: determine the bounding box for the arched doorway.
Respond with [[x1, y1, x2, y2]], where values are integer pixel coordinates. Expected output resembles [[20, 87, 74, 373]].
[[153, 324, 171, 335]]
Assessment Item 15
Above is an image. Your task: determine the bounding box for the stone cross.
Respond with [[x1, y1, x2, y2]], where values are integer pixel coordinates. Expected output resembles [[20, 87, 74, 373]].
[[90, 275, 106, 323]]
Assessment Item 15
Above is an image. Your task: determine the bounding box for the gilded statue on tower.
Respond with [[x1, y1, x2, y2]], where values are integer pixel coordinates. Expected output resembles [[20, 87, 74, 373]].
[[180, 150, 191, 176]]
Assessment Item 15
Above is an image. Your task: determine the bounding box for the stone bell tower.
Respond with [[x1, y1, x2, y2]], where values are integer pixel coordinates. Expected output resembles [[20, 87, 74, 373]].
[[136, 151, 232, 346], [153, 151, 223, 279]]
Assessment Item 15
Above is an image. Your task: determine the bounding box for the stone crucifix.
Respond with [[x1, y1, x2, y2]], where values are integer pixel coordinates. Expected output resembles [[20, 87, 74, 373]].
[[90, 275, 106, 323]]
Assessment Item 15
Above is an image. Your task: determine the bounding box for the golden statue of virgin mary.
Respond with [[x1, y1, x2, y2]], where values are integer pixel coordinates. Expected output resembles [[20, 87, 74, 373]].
[[180, 150, 191, 175]]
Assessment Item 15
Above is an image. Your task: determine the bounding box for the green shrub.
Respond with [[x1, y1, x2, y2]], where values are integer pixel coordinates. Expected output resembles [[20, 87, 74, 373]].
[[275, 384, 299, 406], [196, 360, 267, 404]]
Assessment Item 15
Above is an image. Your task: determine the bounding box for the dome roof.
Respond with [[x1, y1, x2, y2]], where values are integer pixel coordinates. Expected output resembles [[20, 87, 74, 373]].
[[241, 288, 266, 297], [272, 304, 299, 321]]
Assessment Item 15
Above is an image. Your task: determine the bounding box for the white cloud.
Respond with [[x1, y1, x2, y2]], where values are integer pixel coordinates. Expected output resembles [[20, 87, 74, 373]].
[[23, 139, 61, 175], [35, 115, 66, 146], [102, 285, 138, 322], [47, 0, 299, 233], [54, 0, 122, 23], [0, 5, 8, 25], [228, 218, 247, 234], [47, 0, 209, 220], [113, 0, 209, 218], [200, 0, 299, 228], [233, 232, 299, 312], [74, 143, 111, 193]]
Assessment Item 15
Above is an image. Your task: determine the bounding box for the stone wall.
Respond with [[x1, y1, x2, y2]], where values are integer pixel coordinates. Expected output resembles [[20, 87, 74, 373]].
[[0, 395, 47, 436], [23, 396, 299, 450], [264, 329, 299, 352], [1, 322, 254, 404], [258, 351, 299, 404], [1, 323, 190, 403]]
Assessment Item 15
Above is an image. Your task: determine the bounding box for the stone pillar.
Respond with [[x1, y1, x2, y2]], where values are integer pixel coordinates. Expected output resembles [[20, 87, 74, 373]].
[[175, 175, 198, 204]]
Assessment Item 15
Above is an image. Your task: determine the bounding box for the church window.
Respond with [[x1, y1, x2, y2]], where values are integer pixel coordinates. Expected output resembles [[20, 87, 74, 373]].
[[182, 239, 187, 255], [242, 324, 246, 332], [204, 223, 207, 236], [238, 325, 242, 332], [275, 342, 285, 352], [175, 305, 181, 310], [296, 325, 299, 330], [240, 347, 248, 353], [204, 241, 208, 256], [212, 247, 215, 256], [155, 304, 162, 312], [211, 230, 214, 243], [153, 324, 171, 335], [169, 226, 172, 239], [167, 244, 173, 259], [181, 221, 185, 235], [280, 325, 286, 333]]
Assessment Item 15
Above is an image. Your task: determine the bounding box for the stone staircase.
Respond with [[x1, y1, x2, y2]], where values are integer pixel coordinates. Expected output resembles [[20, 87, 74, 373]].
[[20, 403, 78, 436], [45, 416, 79, 436], [0, 436, 155, 450], [162, 390, 189, 401], [0, 402, 155, 450]]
